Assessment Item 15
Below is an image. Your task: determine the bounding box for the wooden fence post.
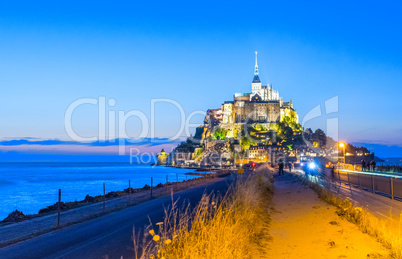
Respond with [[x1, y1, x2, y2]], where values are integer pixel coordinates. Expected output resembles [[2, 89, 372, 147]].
[[176, 173, 179, 190], [57, 189, 61, 228], [391, 177, 394, 200], [103, 183, 106, 214], [372, 175, 375, 194], [151, 177, 153, 198], [129, 179, 131, 204], [337, 170, 342, 194], [357, 173, 362, 190], [347, 172, 353, 196]]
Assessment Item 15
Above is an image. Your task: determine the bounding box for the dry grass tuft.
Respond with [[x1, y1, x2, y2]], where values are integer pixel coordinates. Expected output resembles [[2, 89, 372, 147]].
[[133, 166, 273, 259]]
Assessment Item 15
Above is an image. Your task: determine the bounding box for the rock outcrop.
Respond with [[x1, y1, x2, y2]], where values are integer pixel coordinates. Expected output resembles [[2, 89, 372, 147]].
[[39, 202, 67, 214], [2, 210, 27, 223]]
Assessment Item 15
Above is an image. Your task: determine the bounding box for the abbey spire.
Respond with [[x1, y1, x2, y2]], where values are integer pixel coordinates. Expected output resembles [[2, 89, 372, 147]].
[[252, 51, 261, 84], [254, 51, 259, 75]]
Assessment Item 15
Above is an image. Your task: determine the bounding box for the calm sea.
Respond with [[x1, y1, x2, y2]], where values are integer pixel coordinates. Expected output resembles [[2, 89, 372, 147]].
[[0, 163, 197, 220]]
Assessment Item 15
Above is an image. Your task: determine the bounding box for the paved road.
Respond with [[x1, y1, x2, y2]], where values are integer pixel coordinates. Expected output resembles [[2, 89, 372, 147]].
[[337, 168, 402, 179], [0, 175, 219, 247], [329, 179, 402, 221], [0, 175, 235, 259]]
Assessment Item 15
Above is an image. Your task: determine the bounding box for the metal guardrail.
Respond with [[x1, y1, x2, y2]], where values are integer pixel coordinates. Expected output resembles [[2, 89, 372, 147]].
[[329, 169, 402, 201]]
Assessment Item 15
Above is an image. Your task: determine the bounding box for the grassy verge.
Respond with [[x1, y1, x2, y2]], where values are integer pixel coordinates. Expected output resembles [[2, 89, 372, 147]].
[[296, 174, 402, 258], [134, 166, 273, 259]]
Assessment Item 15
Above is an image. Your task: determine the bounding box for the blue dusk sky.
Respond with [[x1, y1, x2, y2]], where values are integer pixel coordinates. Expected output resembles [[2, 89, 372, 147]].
[[0, 1, 401, 161]]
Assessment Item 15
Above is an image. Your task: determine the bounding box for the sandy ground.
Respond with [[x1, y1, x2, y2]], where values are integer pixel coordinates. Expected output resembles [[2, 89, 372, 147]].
[[268, 174, 390, 258]]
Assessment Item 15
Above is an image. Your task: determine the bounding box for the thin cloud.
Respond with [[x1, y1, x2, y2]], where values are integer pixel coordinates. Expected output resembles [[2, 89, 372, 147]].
[[0, 138, 182, 147]]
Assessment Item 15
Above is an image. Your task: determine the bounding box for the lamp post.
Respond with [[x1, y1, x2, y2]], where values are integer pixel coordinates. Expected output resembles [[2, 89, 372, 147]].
[[339, 142, 346, 164]]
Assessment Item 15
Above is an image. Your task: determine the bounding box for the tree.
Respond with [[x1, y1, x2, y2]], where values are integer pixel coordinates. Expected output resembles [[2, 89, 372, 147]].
[[283, 126, 294, 140], [282, 139, 294, 150], [212, 126, 228, 140], [313, 129, 327, 147], [281, 116, 292, 126], [240, 136, 257, 150], [277, 120, 294, 141], [253, 123, 268, 131]]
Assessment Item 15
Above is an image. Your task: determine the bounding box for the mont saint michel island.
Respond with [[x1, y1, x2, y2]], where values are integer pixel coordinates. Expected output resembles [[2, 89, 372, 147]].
[[159, 52, 376, 169]]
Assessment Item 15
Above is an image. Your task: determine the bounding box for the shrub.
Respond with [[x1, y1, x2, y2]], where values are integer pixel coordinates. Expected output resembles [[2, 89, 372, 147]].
[[134, 166, 273, 259]]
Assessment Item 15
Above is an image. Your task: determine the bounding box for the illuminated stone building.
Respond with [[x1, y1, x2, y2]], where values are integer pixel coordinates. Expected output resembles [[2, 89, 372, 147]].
[[221, 52, 298, 126], [156, 149, 168, 165]]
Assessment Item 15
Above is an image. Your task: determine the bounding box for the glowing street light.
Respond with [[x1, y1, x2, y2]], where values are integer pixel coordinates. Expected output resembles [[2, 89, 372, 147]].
[[339, 142, 346, 163], [308, 162, 316, 169]]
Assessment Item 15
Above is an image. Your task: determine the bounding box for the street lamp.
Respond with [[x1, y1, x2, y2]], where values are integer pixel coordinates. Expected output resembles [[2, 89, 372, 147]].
[[339, 142, 346, 164]]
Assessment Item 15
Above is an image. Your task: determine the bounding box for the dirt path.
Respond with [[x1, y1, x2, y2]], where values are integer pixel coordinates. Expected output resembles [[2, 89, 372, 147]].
[[268, 174, 389, 258]]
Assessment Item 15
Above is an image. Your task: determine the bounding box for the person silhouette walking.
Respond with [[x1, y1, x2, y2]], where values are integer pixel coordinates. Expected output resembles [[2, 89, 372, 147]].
[[278, 159, 284, 176]]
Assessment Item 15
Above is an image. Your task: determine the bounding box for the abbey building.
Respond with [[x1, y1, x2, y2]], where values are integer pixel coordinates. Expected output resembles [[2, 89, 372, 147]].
[[216, 52, 298, 126]]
